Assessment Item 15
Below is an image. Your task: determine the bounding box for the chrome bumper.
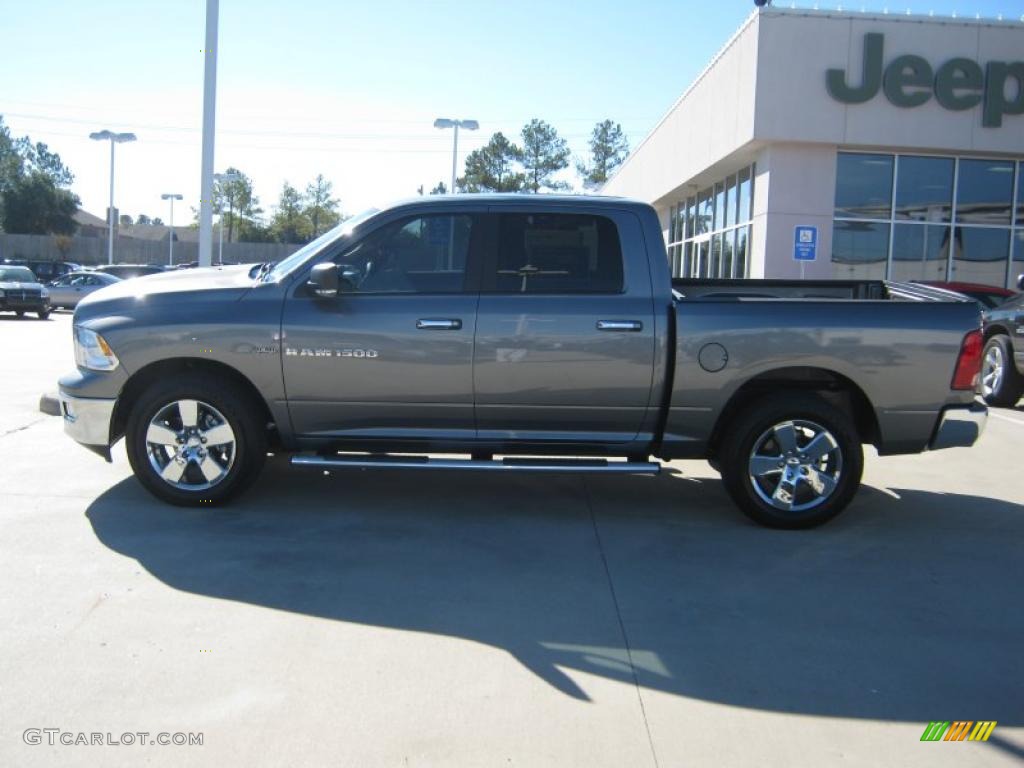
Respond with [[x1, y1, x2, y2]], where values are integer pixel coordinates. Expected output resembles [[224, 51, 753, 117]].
[[929, 402, 987, 450], [58, 390, 116, 455]]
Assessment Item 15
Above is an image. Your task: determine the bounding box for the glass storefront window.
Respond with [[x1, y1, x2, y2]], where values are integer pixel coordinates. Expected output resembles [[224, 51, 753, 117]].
[[951, 226, 1011, 286], [956, 159, 1014, 225], [725, 175, 737, 228], [1013, 231, 1023, 283], [738, 168, 751, 224], [722, 230, 734, 278], [667, 165, 754, 279], [697, 189, 712, 235], [713, 184, 725, 231], [835, 153, 893, 219], [736, 227, 749, 278], [890, 224, 950, 282], [832, 221, 889, 280], [894, 156, 953, 222], [1016, 162, 1024, 222]]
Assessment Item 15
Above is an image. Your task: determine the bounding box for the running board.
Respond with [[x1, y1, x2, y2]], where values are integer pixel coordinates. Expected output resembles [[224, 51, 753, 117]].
[[291, 454, 661, 474]]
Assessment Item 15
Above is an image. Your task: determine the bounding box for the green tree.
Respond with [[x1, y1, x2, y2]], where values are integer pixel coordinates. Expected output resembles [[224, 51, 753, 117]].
[[458, 132, 525, 193], [0, 116, 78, 234], [0, 172, 79, 235], [213, 167, 262, 242], [271, 182, 312, 244], [577, 120, 629, 188], [136, 214, 152, 225], [429, 181, 448, 195], [304, 174, 340, 237], [119, 213, 134, 227], [519, 120, 570, 193], [152, 217, 164, 226]]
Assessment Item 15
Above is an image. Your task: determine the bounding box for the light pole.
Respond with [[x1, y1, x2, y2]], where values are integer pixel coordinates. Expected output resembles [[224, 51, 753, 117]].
[[161, 193, 183, 266], [213, 171, 241, 263], [433, 118, 478, 193], [89, 130, 137, 264], [198, 0, 220, 267]]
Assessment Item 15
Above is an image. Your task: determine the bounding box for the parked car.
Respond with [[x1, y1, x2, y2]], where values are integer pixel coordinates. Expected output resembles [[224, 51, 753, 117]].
[[48, 271, 122, 309], [93, 264, 166, 280], [0, 265, 51, 319], [1, 259, 82, 281], [918, 280, 1017, 310], [979, 274, 1024, 406], [58, 196, 987, 529]]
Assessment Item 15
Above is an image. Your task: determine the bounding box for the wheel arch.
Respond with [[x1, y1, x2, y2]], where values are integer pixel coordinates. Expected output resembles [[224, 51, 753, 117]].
[[708, 366, 879, 458], [111, 358, 278, 447]]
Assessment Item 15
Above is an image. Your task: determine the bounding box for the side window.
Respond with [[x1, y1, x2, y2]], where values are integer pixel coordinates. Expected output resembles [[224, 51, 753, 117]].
[[334, 214, 473, 294], [490, 213, 624, 293], [54, 275, 72, 286], [83, 276, 102, 286]]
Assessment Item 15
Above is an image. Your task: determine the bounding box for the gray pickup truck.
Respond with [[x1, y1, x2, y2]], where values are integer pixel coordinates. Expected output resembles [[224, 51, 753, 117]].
[[58, 195, 987, 528]]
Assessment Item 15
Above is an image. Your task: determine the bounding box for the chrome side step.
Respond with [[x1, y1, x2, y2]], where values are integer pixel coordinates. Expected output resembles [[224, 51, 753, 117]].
[[291, 454, 661, 474]]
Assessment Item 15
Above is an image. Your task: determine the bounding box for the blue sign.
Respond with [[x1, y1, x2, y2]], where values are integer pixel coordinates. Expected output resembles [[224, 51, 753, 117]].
[[794, 225, 817, 262]]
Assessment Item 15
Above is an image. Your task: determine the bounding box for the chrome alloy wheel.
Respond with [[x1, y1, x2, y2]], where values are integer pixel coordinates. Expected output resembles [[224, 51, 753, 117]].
[[748, 420, 843, 512], [145, 399, 236, 491], [981, 344, 1004, 398]]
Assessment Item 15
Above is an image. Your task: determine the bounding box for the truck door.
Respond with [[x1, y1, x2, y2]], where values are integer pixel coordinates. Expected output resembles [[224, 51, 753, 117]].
[[281, 211, 484, 441], [473, 208, 656, 444]]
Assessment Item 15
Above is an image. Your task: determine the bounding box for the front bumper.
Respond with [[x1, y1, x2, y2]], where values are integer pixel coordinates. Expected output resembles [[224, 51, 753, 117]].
[[58, 390, 116, 461], [0, 297, 50, 313], [928, 401, 987, 450]]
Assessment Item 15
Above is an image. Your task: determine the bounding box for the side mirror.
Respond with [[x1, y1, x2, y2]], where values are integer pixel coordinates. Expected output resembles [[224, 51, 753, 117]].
[[1017, 274, 1024, 292], [307, 263, 339, 298]]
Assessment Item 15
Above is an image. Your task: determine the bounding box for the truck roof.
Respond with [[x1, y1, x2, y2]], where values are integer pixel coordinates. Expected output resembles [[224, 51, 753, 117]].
[[383, 193, 644, 209]]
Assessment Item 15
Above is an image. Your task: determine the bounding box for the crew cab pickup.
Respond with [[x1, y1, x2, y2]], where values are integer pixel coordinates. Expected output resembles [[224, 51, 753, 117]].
[[58, 196, 987, 528]]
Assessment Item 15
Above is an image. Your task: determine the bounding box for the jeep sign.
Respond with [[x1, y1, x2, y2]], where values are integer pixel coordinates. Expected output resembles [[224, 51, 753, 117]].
[[826, 33, 1024, 127]]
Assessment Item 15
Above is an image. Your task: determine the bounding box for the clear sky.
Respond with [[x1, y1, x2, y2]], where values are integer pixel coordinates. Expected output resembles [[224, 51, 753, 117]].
[[1, 0, 1020, 224]]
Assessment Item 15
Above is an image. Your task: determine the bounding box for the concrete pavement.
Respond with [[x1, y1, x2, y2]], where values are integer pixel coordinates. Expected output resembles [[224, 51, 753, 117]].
[[1, 313, 1022, 767]]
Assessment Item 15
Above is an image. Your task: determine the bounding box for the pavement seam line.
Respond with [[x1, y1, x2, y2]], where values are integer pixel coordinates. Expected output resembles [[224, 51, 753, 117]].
[[0, 417, 49, 439], [581, 476, 661, 768]]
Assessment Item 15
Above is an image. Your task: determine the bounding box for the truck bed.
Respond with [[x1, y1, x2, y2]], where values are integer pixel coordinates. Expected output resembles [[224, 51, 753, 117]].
[[671, 278, 971, 303]]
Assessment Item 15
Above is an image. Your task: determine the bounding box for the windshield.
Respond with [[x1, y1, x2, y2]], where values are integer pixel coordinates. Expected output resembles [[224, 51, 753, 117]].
[[0, 267, 37, 282], [262, 208, 380, 282]]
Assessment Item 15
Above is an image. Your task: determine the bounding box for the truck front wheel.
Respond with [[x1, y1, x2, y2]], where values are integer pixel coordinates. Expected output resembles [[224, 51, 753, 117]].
[[125, 374, 267, 506], [719, 394, 863, 529]]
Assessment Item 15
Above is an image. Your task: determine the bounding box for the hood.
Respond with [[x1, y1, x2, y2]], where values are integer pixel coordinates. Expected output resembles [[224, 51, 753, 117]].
[[75, 264, 257, 319], [0, 280, 45, 291]]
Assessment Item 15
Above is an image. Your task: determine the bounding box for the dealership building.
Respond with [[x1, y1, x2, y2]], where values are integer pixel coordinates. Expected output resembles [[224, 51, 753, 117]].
[[601, 7, 1024, 287]]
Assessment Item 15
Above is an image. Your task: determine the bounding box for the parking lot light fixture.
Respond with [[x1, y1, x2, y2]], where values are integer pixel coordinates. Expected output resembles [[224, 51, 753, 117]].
[[89, 131, 137, 265], [161, 194, 183, 266], [433, 119, 479, 194]]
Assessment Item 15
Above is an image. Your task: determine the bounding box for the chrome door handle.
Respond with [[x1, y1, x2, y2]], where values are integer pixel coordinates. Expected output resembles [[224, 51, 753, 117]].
[[416, 318, 462, 330], [596, 320, 643, 332]]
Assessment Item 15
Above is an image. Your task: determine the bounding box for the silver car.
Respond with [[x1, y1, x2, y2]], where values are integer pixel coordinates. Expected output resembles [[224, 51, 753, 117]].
[[48, 271, 121, 309]]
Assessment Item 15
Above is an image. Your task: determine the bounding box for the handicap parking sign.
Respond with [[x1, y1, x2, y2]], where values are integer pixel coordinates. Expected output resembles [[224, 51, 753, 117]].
[[794, 226, 817, 262]]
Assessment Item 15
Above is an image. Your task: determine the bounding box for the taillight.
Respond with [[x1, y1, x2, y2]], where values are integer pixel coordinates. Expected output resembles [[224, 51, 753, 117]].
[[951, 330, 983, 390]]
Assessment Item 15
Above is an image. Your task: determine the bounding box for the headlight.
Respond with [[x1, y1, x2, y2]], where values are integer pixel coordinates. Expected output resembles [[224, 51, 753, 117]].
[[74, 326, 120, 371]]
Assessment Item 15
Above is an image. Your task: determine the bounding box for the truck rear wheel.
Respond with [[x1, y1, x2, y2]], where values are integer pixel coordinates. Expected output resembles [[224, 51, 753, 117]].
[[125, 374, 266, 506], [719, 394, 863, 529], [981, 335, 1023, 407]]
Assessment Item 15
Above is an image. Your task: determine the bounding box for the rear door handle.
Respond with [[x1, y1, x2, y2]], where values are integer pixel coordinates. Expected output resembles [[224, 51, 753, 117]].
[[416, 318, 462, 330], [596, 320, 643, 332]]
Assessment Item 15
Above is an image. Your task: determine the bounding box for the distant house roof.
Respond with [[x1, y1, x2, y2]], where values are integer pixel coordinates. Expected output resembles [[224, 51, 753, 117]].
[[74, 209, 108, 228]]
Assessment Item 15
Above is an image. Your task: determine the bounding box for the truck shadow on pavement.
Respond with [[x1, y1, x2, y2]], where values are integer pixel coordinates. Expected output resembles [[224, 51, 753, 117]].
[[85, 460, 1024, 731]]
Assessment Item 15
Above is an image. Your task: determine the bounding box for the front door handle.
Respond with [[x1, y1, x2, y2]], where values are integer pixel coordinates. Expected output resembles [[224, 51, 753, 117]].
[[416, 318, 462, 330], [596, 320, 643, 332]]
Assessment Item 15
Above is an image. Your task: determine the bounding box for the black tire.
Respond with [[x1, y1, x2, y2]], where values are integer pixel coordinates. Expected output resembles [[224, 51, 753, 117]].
[[125, 373, 267, 506], [719, 393, 863, 529], [15, 310, 24, 318], [981, 335, 1023, 407], [37, 309, 50, 320]]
